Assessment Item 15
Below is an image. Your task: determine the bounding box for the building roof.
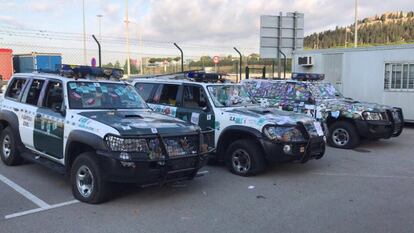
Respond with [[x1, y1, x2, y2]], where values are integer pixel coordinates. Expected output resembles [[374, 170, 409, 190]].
[[293, 43, 414, 55]]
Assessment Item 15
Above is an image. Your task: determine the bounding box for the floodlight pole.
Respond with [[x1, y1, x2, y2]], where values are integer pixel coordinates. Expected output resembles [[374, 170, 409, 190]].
[[92, 35, 101, 68], [173, 43, 184, 72], [82, 0, 87, 65], [278, 49, 286, 79], [233, 47, 242, 82]]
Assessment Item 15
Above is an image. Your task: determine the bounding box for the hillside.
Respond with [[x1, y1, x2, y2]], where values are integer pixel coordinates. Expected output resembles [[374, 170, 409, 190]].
[[304, 11, 414, 49]]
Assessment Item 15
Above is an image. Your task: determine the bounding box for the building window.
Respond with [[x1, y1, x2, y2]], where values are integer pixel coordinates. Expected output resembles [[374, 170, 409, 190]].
[[384, 63, 414, 91]]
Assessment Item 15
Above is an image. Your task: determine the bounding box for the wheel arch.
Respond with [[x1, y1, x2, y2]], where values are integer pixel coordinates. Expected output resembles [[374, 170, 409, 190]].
[[65, 130, 107, 169], [0, 110, 25, 150], [216, 125, 263, 161]]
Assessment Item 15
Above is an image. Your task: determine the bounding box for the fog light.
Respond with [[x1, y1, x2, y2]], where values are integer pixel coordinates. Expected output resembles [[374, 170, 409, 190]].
[[120, 161, 135, 168], [283, 145, 291, 154], [119, 152, 131, 160]]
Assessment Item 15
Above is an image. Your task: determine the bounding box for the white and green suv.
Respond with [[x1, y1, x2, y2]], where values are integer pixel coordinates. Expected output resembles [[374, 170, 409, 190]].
[[0, 66, 211, 204], [132, 72, 326, 176]]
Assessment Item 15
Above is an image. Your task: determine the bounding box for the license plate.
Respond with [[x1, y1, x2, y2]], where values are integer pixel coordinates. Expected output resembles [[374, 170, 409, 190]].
[[313, 122, 324, 136]]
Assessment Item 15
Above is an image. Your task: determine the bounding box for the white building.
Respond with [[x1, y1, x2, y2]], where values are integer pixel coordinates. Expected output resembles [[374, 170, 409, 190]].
[[292, 44, 414, 122]]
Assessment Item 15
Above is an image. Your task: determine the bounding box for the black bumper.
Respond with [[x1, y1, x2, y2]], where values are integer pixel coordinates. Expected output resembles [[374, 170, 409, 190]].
[[259, 136, 325, 163], [355, 108, 404, 139], [96, 151, 209, 184]]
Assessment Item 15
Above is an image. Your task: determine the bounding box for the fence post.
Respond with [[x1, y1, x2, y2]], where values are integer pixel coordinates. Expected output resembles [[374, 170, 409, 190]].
[[233, 47, 242, 82], [92, 35, 101, 68], [173, 43, 184, 72]]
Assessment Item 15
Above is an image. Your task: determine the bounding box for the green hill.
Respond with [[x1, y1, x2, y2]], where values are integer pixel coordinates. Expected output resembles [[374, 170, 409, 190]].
[[304, 11, 414, 49]]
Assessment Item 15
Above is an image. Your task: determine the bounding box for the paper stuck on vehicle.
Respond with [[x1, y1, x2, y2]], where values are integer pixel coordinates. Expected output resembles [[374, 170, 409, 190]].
[[313, 122, 324, 136], [191, 113, 200, 124]]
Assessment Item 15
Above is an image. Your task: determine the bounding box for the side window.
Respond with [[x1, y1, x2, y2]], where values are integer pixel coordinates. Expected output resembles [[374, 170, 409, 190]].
[[135, 83, 158, 102], [183, 85, 208, 109], [23, 79, 45, 106], [43, 81, 64, 111], [152, 84, 179, 106], [284, 83, 310, 102], [6, 78, 27, 100]]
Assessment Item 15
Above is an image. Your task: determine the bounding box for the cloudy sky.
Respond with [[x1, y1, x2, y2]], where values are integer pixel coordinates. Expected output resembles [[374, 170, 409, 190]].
[[0, 0, 412, 59]]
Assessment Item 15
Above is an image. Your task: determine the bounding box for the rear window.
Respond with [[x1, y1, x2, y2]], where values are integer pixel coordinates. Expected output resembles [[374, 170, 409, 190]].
[[135, 83, 158, 102], [6, 78, 27, 100]]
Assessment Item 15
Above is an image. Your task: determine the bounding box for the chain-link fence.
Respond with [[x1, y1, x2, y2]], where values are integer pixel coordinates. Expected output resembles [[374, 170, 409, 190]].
[[0, 25, 290, 82]]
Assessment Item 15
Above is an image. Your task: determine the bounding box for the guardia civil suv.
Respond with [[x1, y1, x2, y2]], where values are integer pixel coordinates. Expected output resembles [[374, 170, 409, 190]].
[[242, 73, 404, 149], [0, 66, 211, 204], [132, 72, 325, 176]]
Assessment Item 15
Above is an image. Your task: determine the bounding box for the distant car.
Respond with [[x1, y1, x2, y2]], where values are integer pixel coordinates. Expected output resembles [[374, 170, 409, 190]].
[[242, 74, 404, 149], [131, 72, 325, 176], [0, 66, 211, 204]]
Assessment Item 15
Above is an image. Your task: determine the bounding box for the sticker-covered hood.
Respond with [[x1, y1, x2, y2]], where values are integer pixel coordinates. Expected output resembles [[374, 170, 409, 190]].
[[225, 106, 316, 126], [319, 98, 392, 114], [78, 110, 199, 136]]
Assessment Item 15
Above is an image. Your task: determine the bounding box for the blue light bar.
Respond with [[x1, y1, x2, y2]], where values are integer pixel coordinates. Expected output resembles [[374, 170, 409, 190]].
[[60, 64, 124, 80], [291, 73, 325, 81]]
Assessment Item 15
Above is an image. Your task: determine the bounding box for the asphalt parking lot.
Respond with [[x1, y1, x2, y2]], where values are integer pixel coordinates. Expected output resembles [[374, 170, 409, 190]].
[[0, 128, 413, 233]]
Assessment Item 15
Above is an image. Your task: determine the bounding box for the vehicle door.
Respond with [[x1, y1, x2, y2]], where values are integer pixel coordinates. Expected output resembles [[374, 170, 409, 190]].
[[176, 84, 215, 130], [147, 83, 181, 118], [33, 79, 65, 159], [3, 77, 29, 144], [19, 78, 46, 149]]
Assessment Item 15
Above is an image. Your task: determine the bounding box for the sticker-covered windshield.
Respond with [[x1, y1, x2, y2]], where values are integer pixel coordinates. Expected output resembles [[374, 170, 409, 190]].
[[67, 82, 147, 109], [308, 83, 343, 99], [207, 85, 256, 107]]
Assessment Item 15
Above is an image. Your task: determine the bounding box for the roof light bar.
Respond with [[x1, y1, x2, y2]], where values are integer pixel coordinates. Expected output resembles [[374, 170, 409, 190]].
[[291, 73, 325, 81]]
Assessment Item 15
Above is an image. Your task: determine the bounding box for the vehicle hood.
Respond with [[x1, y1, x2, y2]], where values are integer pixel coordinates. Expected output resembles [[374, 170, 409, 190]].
[[318, 98, 394, 119], [224, 106, 315, 126], [78, 110, 199, 136]]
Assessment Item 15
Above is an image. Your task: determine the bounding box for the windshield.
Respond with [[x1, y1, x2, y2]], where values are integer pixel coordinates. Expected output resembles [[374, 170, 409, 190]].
[[207, 85, 256, 107], [308, 83, 343, 99], [67, 81, 147, 109]]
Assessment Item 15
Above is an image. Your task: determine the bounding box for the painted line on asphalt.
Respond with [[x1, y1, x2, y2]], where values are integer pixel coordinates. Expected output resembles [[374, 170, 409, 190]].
[[5, 200, 80, 219], [311, 172, 414, 180], [0, 173, 50, 208]]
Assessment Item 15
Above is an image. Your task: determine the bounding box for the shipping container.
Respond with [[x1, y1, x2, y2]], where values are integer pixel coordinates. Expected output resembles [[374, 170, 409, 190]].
[[13, 53, 62, 73], [0, 48, 13, 81]]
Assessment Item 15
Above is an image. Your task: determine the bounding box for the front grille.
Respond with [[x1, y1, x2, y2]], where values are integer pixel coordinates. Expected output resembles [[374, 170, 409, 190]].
[[303, 122, 321, 138]]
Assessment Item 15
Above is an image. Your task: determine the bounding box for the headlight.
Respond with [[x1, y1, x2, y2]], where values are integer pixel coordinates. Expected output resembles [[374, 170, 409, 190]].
[[263, 125, 305, 142], [105, 135, 149, 152], [362, 111, 383, 121]]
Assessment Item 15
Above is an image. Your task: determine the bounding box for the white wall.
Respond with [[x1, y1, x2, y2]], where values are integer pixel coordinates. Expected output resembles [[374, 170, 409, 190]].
[[293, 45, 414, 122]]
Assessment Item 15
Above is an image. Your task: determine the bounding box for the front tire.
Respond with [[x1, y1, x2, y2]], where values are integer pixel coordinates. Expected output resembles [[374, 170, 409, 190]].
[[70, 153, 111, 204], [328, 121, 360, 149], [0, 127, 23, 166], [225, 139, 266, 176]]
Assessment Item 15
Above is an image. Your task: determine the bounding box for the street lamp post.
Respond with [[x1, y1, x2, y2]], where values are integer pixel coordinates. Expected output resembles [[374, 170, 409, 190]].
[[97, 14, 103, 43], [125, 0, 131, 76]]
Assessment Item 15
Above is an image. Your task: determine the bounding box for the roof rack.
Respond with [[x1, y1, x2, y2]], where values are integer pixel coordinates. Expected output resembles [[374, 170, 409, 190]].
[[37, 64, 124, 81], [291, 72, 325, 81]]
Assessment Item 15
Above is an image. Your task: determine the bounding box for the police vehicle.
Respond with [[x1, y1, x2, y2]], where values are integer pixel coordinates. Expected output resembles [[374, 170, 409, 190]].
[[0, 65, 212, 204], [131, 71, 325, 176], [242, 73, 404, 149]]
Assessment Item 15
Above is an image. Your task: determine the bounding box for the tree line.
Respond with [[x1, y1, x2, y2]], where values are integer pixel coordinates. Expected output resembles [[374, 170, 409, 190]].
[[305, 11, 414, 49]]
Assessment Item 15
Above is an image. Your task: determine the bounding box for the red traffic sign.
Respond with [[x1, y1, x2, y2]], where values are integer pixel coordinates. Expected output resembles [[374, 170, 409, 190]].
[[213, 56, 220, 64]]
